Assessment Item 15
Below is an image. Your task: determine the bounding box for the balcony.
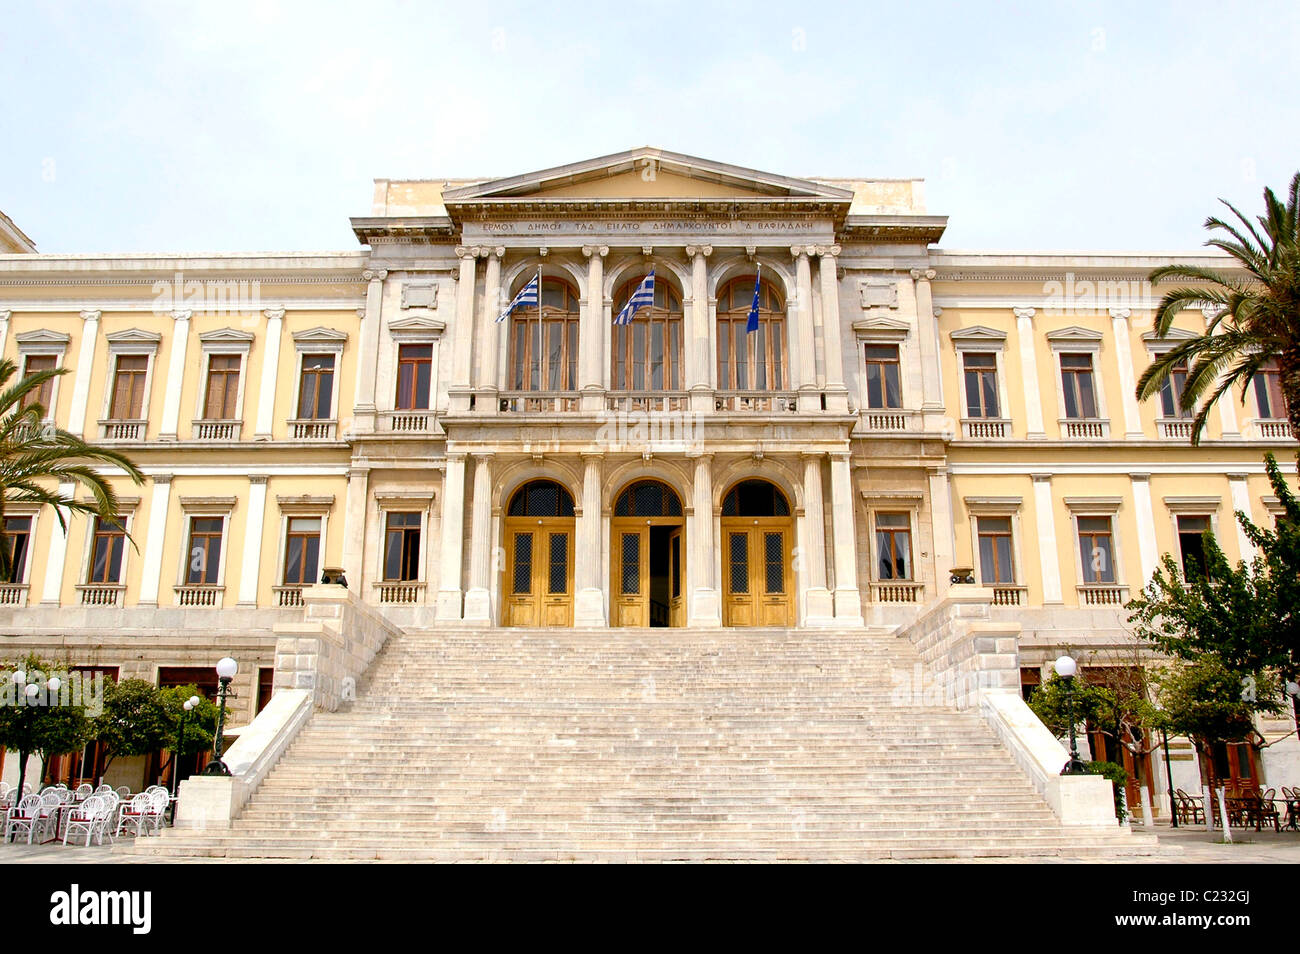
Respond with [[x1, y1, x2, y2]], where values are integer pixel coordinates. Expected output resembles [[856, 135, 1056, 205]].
[[499, 391, 581, 413], [861, 409, 911, 432], [1252, 418, 1292, 440], [174, 584, 224, 607], [193, 419, 241, 441], [1077, 584, 1127, 606], [962, 418, 1011, 439], [606, 392, 689, 413], [380, 409, 434, 433], [714, 391, 798, 413], [288, 419, 337, 441], [991, 585, 1026, 606], [273, 585, 304, 607], [99, 419, 147, 441], [1059, 418, 1110, 440], [0, 583, 29, 607], [375, 581, 425, 604], [1157, 418, 1194, 441], [77, 583, 124, 607], [872, 582, 923, 603]]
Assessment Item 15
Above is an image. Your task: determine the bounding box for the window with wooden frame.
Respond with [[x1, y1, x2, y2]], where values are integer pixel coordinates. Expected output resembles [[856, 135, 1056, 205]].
[[87, 517, 127, 585], [202, 354, 242, 420], [184, 517, 224, 586], [108, 354, 150, 419], [20, 354, 57, 413], [1177, 514, 1211, 579], [612, 276, 682, 390], [395, 344, 433, 410], [1059, 353, 1098, 419], [2, 516, 32, 584], [383, 512, 421, 582], [509, 277, 580, 392], [874, 512, 912, 580], [1158, 358, 1192, 418], [282, 516, 322, 586], [297, 354, 335, 419], [716, 276, 787, 391], [1253, 357, 1285, 419], [976, 516, 1015, 584], [1076, 516, 1116, 584], [962, 351, 999, 418], [863, 344, 902, 409]]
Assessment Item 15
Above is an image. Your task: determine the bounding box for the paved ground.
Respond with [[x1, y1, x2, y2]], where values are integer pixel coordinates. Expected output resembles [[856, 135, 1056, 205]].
[[3, 822, 1298, 863]]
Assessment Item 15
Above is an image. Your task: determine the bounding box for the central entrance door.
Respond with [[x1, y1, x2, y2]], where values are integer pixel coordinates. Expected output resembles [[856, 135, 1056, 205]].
[[502, 480, 575, 627], [610, 480, 685, 627], [720, 480, 795, 627]]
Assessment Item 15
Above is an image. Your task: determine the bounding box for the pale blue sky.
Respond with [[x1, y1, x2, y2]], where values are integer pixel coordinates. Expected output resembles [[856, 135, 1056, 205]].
[[2, 0, 1297, 253]]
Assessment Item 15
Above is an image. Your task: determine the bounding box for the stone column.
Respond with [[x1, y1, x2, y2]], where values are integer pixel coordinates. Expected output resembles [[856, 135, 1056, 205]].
[[352, 269, 387, 433], [574, 454, 607, 626], [448, 247, 479, 413], [477, 247, 504, 412], [1110, 309, 1144, 439], [911, 269, 943, 410], [254, 307, 285, 441], [818, 247, 849, 411], [67, 309, 101, 437], [685, 244, 713, 412], [1129, 472, 1158, 585], [39, 480, 76, 606], [462, 454, 495, 623], [237, 474, 268, 607], [1227, 473, 1254, 562], [436, 453, 467, 620], [156, 310, 192, 441], [342, 466, 369, 595], [927, 465, 956, 597], [1015, 308, 1046, 439], [688, 454, 721, 626], [137, 473, 174, 608], [580, 245, 608, 411], [802, 454, 834, 624], [828, 454, 864, 624], [1031, 474, 1063, 603], [792, 246, 818, 409]]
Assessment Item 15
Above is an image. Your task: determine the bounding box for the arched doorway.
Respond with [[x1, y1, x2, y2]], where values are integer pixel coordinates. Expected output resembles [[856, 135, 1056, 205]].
[[610, 480, 685, 627], [502, 480, 575, 627], [720, 479, 795, 627]]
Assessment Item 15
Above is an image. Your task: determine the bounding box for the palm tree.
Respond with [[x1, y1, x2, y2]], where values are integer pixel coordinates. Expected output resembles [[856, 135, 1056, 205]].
[[1136, 172, 1300, 443], [0, 357, 144, 580]]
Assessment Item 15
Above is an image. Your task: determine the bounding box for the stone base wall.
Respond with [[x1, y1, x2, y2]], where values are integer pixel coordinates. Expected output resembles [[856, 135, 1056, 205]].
[[900, 584, 1020, 709]]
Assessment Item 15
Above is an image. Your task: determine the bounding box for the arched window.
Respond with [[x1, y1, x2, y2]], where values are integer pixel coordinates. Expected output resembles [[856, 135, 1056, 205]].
[[509, 277, 580, 391], [721, 480, 790, 517], [716, 276, 787, 391], [612, 276, 683, 391], [613, 480, 683, 517], [507, 480, 575, 517]]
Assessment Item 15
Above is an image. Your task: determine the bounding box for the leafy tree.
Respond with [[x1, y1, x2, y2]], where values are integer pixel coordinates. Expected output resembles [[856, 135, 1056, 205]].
[[0, 654, 92, 796], [158, 685, 219, 783], [1135, 171, 1300, 443], [93, 678, 172, 774], [0, 357, 144, 579]]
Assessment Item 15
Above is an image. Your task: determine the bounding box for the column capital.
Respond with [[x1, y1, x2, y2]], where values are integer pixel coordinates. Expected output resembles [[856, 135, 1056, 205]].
[[490, 246, 505, 259], [79, 309, 101, 323], [248, 474, 269, 486], [581, 452, 603, 465], [1013, 306, 1036, 321], [1109, 307, 1132, 320], [454, 246, 478, 260], [169, 309, 193, 323], [1128, 472, 1151, 481], [800, 451, 826, 463], [263, 307, 286, 321], [790, 245, 812, 260], [829, 450, 851, 464], [817, 245, 842, 258], [362, 268, 388, 282], [909, 267, 936, 281], [0, 309, 10, 323], [470, 451, 493, 465], [925, 464, 950, 478], [1030, 472, 1052, 483], [1225, 472, 1249, 481], [152, 472, 174, 486], [582, 245, 609, 259], [684, 244, 712, 258], [686, 451, 714, 464], [446, 451, 467, 464]]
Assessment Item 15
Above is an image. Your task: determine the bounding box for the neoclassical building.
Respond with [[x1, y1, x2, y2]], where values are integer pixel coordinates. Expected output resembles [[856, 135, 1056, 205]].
[[1, 147, 1296, 797]]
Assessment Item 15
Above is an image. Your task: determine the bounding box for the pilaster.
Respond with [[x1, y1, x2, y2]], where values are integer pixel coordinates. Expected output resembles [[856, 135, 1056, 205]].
[[792, 246, 818, 410], [435, 453, 467, 620], [927, 465, 956, 598], [580, 245, 608, 411], [342, 466, 370, 595], [137, 473, 174, 608], [237, 475, 269, 606], [67, 310, 101, 437], [1015, 308, 1046, 439], [1110, 308, 1144, 439], [254, 307, 285, 441], [818, 246, 849, 411], [687, 453, 721, 626], [802, 454, 834, 625], [1227, 473, 1255, 562], [351, 269, 387, 432], [828, 453, 864, 625], [477, 248, 504, 413], [685, 245, 714, 413], [1031, 474, 1063, 603], [911, 269, 943, 411], [574, 454, 607, 627], [1129, 472, 1158, 585], [39, 481, 75, 606], [448, 247, 479, 412], [463, 454, 495, 624]]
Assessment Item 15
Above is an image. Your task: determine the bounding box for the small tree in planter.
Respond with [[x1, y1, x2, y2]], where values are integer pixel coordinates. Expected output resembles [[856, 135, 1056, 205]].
[[93, 679, 173, 783]]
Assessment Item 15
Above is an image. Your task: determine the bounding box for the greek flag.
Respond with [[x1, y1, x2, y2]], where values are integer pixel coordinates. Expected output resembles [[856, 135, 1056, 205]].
[[497, 270, 540, 323], [615, 269, 655, 325], [746, 263, 762, 334]]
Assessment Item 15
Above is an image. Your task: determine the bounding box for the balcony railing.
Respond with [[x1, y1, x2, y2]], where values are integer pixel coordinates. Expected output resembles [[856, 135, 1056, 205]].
[[1253, 419, 1292, 440], [991, 585, 1026, 606], [862, 409, 910, 432], [77, 583, 124, 607], [1157, 418, 1194, 440], [375, 581, 425, 604], [1060, 418, 1110, 439], [872, 582, 923, 603], [288, 419, 337, 441], [0, 583, 29, 607], [100, 419, 147, 441], [498, 391, 581, 413], [381, 410, 434, 433], [1077, 584, 1127, 606], [963, 418, 1010, 439], [174, 584, 224, 607], [606, 392, 689, 413], [714, 391, 798, 413], [273, 585, 304, 607], [193, 419, 241, 441]]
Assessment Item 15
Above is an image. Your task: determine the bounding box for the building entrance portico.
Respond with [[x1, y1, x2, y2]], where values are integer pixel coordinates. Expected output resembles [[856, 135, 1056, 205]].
[[720, 480, 795, 627], [610, 480, 685, 627]]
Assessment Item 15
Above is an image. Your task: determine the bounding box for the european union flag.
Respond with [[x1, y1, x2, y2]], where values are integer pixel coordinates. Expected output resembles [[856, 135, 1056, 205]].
[[746, 263, 762, 334], [615, 269, 655, 325]]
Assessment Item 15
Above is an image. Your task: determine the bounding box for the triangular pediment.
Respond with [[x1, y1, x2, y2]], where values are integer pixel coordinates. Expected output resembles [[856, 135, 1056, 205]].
[[198, 327, 255, 343], [1141, 327, 1197, 343], [1044, 326, 1104, 342], [14, 329, 71, 346], [292, 326, 350, 343], [103, 328, 162, 344], [949, 325, 1008, 342], [442, 147, 853, 203], [387, 315, 446, 338]]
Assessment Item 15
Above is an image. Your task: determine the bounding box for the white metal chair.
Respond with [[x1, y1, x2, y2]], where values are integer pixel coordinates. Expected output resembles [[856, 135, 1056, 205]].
[[145, 789, 170, 833], [116, 793, 153, 837], [115, 785, 131, 798], [62, 795, 106, 846], [74, 783, 93, 801], [5, 795, 45, 844], [97, 791, 120, 842], [37, 792, 63, 841]]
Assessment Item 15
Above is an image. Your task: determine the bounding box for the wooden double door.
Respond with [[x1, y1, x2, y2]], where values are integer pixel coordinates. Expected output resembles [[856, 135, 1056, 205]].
[[502, 518, 574, 627], [721, 518, 794, 627], [611, 518, 684, 627]]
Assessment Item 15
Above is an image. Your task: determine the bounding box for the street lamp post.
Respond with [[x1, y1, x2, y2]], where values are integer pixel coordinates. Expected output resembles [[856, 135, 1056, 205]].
[[171, 695, 201, 798], [1055, 655, 1088, 775], [200, 657, 238, 777]]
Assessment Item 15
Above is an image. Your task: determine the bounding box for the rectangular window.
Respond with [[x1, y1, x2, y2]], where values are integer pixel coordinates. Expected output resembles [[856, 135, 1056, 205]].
[[875, 512, 912, 580], [1060, 353, 1098, 419], [1077, 516, 1115, 584], [2, 516, 32, 584], [20, 355, 57, 413], [976, 516, 1015, 584], [1254, 358, 1285, 419], [383, 512, 421, 581], [185, 517, 224, 585], [395, 345, 432, 410], [88, 517, 127, 584], [109, 355, 149, 419], [283, 517, 322, 586], [1158, 359, 1191, 418], [962, 352, 999, 418], [864, 345, 902, 409], [1177, 515, 1211, 579], [298, 354, 335, 419], [203, 354, 242, 419]]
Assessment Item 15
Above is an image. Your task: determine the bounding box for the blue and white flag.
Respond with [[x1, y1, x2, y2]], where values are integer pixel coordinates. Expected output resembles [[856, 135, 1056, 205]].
[[497, 270, 540, 323], [746, 263, 762, 334], [615, 269, 655, 325]]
